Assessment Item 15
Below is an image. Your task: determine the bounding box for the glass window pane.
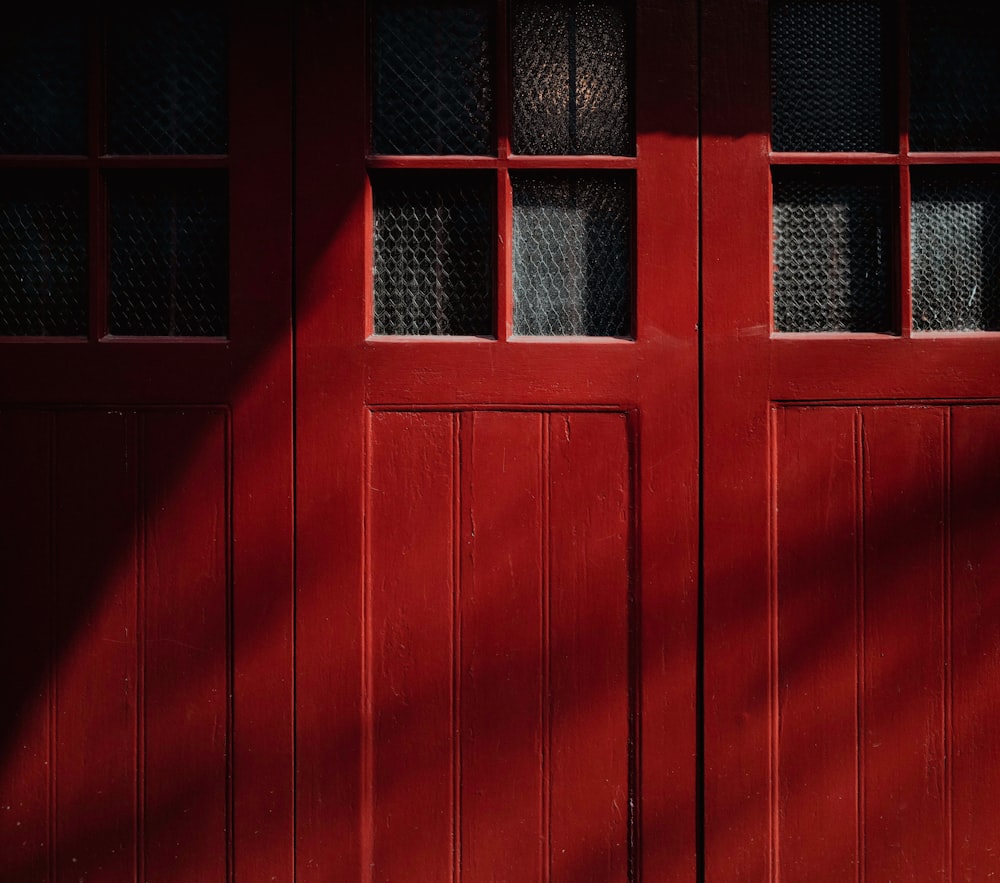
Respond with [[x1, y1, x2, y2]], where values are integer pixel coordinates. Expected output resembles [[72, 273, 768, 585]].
[[512, 171, 631, 337], [512, 0, 632, 156], [0, 10, 86, 154], [909, 1, 1000, 151], [373, 173, 494, 336], [773, 168, 892, 333], [912, 169, 1000, 331], [108, 6, 228, 155], [372, 1, 493, 155], [109, 172, 228, 336], [770, 0, 891, 153], [0, 174, 88, 336]]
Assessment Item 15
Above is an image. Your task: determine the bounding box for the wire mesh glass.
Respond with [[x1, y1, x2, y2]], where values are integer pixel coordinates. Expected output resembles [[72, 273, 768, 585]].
[[0, 10, 86, 154], [910, 2, 1000, 151], [373, 173, 494, 336], [911, 170, 1000, 331], [372, 1, 493, 155], [0, 175, 88, 336], [512, 172, 631, 337], [511, 0, 632, 156], [108, 6, 228, 154], [770, 0, 890, 152], [109, 173, 228, 336], [773, 169, 892, 333]]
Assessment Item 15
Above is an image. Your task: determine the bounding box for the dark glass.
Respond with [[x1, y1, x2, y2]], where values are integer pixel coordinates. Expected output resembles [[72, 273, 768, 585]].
[[372, 1, 493, 155], [910, 1, 1000, 151], [108, 6, 228, 154], [773, 169, 892, 333], [771, 0, 891, 152], [513, 172, 631, 337], [373, 173, 494, 336], [512, 0, 632, 156], [912, 169, 1000, 331], [109, 173, 228, 336], [0, 174, 88, 336], [0, 10, 86, 154]]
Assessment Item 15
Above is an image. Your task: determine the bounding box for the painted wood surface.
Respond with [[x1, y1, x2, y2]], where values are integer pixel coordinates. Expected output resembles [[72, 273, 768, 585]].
[[366, 410, 632, 882], [0, 409, 229, 882]]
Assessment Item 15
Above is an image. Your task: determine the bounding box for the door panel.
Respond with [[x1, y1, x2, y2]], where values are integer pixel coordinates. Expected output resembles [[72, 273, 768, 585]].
[[296, 2, 699, 879]]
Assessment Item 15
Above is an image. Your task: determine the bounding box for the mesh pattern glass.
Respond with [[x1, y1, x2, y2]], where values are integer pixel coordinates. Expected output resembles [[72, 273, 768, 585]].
[[0, 176, 87, 336], [910, 2, 1000, 151], [108, 6, 228, 154], [512, 0, 632, 156], [911, 170, 1000, 331], [770, 0, 890, 152], [773, 169, 891, 333], [373, 174, 494, 336], [0, 10, 86, 154], [513, 172, 631, 337], [372, 1, 493, 155], [109, 173, 228, 336]]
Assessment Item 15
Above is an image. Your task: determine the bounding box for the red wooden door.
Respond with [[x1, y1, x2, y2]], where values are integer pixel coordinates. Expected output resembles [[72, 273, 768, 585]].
[[703, 2, 1000, 880], [0, 8, 294, 882], [295, 2, 699, 880]]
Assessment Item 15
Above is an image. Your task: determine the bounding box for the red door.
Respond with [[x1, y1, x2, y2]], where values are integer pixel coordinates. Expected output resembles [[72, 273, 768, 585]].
[[294, 2, 699, 880], [704, 1, 1000, 879], [0, 8, 294, 882]]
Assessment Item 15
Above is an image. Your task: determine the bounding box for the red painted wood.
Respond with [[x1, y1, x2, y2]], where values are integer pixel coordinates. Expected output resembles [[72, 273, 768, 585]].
[[950, 407, 1000, 877], [368, 411, 457, 882], [52, 411, 138, 882], [0, 413, 52, 882], [142, 411, 229, 880], [776, 407, 861, 881], [549, 412, 632, 883], [862, 407, 947, 879], [296, 3, 699, 882], [460, 411, 544, 881]]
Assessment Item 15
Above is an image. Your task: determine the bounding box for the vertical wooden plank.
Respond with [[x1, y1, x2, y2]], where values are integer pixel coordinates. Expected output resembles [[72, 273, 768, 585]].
[[862, 407, 947, 881], [548, 412, 631, 883], [369, 411, 457, 882], [141, 410, 228, 881], [460, 411, 544, 882], [0, 412, 53, 882], [52, 410, 137, 882], [950, 406, 1000, 877], [775, 407, 860, 881]]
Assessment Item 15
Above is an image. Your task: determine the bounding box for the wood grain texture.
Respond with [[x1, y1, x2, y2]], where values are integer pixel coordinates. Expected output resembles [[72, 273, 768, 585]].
[[368, 411, 458, 883], [776, 407, 861, 881]]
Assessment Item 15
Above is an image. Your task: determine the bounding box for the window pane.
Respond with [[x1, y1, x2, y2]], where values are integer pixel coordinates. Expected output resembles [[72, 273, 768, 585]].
[[0, 174, 88, 336], [0, 10, 86, 154], [512, 0, 632, 156], [512, 172, 631, 337], [909, 1, 1000, 151], [373, 173, 494, 336], [770, 0, 890, 153], [108, 6, 228, 154], [109, 173, 228, 336], [372, 1, 493, 155], [773, 169, 892, 333], [912, 169, 1000, 331]]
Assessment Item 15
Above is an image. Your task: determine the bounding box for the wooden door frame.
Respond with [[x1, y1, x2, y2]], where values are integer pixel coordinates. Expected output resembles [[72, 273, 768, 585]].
[[294, 1, 700, 879]]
